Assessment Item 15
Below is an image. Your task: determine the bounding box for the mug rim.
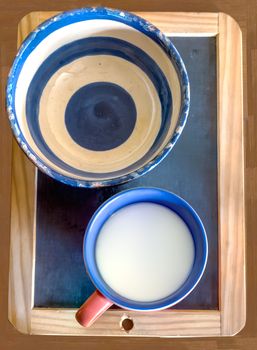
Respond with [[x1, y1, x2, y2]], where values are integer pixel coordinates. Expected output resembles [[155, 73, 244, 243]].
[[6, 7, 190, 188], [83, 187, 208, 311]]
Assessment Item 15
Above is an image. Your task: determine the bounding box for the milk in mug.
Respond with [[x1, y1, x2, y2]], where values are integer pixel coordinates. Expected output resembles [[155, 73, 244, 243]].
[[95, 202, 195, 302]]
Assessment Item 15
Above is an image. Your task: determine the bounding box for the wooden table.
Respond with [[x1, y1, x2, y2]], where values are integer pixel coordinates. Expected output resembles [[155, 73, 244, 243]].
[[0, 0, 255, 349]]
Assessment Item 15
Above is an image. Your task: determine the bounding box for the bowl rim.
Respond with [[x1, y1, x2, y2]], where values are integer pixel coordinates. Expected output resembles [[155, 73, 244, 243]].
[[6, 7, 190, 188]]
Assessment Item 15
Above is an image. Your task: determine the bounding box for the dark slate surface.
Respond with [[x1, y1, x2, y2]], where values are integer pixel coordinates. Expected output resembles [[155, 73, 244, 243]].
[[34, 37, 218, 309]]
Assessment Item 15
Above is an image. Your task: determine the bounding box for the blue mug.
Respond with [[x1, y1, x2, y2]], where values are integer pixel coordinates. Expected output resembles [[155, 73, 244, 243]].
[[76, 188, 208, 327]]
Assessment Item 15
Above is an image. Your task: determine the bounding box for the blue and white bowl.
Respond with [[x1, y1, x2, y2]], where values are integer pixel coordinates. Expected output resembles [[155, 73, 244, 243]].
[[7, 7, 190, 187]]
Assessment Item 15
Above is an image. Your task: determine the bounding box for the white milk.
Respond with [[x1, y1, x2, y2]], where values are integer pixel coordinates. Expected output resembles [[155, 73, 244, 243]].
[[95, 202, 195, 302]]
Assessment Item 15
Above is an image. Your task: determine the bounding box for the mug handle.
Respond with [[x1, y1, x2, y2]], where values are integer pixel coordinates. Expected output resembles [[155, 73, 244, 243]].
[[76, 290, 113, 327]]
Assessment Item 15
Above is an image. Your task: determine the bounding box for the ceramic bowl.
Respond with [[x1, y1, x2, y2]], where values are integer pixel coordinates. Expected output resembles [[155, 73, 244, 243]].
[[6, 7, 190, 187]]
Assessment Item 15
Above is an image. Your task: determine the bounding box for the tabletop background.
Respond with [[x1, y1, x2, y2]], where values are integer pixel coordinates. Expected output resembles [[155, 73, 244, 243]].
[[0, 0, 255, 349]]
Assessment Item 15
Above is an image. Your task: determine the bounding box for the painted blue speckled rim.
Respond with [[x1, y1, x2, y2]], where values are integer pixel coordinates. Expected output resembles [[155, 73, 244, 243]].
[[6, 7, 190, 188], [83, 188, 208, 311]]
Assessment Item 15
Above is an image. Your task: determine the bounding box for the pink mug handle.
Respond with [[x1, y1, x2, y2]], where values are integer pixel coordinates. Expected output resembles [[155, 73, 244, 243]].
[[76, 290, 113, 327]]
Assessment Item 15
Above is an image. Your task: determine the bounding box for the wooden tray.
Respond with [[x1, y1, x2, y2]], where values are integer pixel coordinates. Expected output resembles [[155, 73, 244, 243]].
[[8, 11, 245, 337]]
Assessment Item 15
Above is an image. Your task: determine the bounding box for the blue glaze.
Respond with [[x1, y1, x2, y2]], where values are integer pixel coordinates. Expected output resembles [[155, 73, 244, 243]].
[[25, 36, 172, 176], [6, 7, 190, 188], [65, 82, 137, 151], [83, 188, 208, 311]]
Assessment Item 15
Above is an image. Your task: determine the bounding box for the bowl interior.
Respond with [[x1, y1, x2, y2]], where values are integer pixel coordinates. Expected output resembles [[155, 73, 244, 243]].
[[10, 9, 187, 185]]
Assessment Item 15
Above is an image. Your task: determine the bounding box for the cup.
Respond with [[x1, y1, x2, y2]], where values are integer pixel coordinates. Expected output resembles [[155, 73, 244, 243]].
[[76, 187, 208, 327]]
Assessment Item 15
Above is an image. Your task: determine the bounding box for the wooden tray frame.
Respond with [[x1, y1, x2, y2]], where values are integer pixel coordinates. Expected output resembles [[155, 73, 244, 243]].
[[8, 11, 245, 337]]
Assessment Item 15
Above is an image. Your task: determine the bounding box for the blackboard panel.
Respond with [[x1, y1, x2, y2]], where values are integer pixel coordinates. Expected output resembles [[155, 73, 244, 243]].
[[34, 37, 218, 309]]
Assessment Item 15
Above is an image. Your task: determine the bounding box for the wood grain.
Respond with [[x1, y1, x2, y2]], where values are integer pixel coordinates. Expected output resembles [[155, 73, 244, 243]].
[[30, 309, 220, 337], [22, 11, 219, 37], [217, 13, 246, 336], [7, 10, 244, 338], [139, 12, 219, 36], [1, 1, 256, 349], [8, 142, 36, 334]]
